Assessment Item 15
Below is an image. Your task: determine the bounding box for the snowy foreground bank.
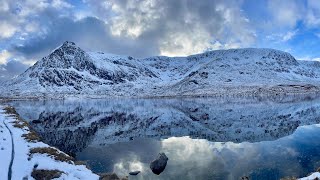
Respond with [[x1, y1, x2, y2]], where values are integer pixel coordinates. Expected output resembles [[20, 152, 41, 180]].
[[0, 105, 101, 180], [0, 104, 320, 180], [300, 172, 320, 180]]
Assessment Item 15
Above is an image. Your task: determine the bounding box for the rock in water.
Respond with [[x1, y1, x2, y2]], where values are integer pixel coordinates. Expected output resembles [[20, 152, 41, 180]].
[[99, 173, 128, 180], [150, 153, 169, 175], [129, 171, 140, 175]]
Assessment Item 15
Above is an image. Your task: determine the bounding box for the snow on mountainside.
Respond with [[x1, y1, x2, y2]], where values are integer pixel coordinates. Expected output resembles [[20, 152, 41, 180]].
[[1, 41, 320, 98]]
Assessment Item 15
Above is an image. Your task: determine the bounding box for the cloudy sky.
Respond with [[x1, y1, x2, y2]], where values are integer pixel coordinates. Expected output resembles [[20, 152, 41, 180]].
[[1, 0, 320, 80]]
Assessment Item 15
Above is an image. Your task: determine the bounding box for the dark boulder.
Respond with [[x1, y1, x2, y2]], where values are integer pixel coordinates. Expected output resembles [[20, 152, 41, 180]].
[[32, 120, 41, 124], [129, 171, 140, 175], [150, 153, 168, 175], [99, 173, 128, 180]]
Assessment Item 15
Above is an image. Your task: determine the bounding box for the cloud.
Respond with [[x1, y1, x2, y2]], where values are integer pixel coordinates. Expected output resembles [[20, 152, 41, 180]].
[[305, 0, 320, 27], [0, 60, 29, 82], [282, 30, 299, 42], [12, 16, 161, 59], [113, 155, 145, 176], [0, 22, 17, 39], [84, 0, 256, 56], [266, 0, 320, 29], [0, 50, 11, 64], [295, 56, 320, 61], [52, 0, 73, 9], [265, 29, 298, 44], [12, 0, 256, 59], [1, 0, 320, 81], [267, 0, 303, 28]]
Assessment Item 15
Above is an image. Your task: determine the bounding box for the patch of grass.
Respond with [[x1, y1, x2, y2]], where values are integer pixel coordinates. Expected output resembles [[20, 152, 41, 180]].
[[74, 160, 86, 165], [12, 120, 29, 129], [4, 106, 28, 128], [2, 106, 41, 143], [22, 131, 41, 142], [75, 160, 91, 169], [3, 106, 18, 115], [31, 169, 63, 180], [29, 147, 74, 164], [4, 106, 25, 123]]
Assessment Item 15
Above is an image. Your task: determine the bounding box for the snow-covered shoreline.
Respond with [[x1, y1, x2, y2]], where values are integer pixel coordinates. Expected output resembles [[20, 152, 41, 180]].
[[300, 172, 320, 180], [0, 105, 99, 180]]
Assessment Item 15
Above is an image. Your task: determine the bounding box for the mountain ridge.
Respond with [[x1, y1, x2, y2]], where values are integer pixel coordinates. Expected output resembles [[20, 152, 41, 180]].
[[1, 41, 320, 99]]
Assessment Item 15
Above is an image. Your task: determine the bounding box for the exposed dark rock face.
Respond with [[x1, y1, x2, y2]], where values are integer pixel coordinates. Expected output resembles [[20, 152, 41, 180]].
[[150, 153, 169, 175], [19, 41, 158, 91]]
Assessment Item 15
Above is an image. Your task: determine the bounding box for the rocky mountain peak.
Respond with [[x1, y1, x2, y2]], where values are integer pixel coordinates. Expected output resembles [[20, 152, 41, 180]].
[[35, 41, 89, 69], [50, 41, 82, 58], [61, 41, 76, 47]]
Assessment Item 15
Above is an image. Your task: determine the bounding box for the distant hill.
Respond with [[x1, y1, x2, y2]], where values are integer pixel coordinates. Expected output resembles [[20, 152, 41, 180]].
[[1, 41, 320, 99]]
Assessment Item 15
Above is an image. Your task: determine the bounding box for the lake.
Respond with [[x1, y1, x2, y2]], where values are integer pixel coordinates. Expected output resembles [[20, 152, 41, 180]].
[[8, 95, 320, 180]]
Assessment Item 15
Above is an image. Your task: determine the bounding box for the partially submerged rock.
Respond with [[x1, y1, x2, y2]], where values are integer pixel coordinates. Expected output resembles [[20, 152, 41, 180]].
[[129, 171, 140, 175], [99, 173, 128, 180], [150, 153, 169, 175]]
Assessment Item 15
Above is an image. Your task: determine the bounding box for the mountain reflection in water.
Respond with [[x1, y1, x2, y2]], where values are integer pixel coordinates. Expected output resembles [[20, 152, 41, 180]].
[[9, 96, 320, 180]]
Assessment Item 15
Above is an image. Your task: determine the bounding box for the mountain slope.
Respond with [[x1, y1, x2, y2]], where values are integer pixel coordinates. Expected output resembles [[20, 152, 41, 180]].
[[1, 41, 320, 98]]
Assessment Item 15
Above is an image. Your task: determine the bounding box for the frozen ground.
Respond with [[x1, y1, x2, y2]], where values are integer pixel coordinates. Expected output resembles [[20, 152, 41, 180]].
[[0, 105, 99, 180]]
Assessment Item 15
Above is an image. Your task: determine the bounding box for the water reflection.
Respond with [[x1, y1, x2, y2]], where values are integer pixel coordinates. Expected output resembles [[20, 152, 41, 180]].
[[78, 126, 320, 180], [8, 96, 320, 179]]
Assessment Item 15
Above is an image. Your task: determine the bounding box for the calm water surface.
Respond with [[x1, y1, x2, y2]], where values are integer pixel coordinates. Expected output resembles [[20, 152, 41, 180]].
[[8, 96, 320, 180]]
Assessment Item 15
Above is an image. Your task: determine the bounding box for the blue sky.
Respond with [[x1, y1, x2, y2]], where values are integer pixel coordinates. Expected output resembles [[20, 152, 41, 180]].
[[1, 0, 320, 80]]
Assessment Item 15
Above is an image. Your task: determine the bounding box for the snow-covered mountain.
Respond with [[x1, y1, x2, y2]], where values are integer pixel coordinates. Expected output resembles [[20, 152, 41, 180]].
[[2, 41, 320, 98]]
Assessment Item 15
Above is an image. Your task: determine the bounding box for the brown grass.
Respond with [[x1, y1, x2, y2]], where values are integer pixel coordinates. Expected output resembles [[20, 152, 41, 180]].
[[22, 131, 41, 142], [3, 106, 41, 143], [29, 147, 74, 164], [12, 120, 29, 129], [4, 106, 26, 125], [74, 160, 91, 169], [31, 169, 63, 180], [3, 106, 18, 115]]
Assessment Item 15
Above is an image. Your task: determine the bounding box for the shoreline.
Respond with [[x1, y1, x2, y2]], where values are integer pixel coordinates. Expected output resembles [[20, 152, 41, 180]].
[[0, 105, 127, 180], [1, 85, 320, 101]]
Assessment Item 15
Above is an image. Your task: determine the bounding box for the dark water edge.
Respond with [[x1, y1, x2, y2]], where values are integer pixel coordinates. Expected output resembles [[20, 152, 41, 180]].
[[7, 95, 320, 180]]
